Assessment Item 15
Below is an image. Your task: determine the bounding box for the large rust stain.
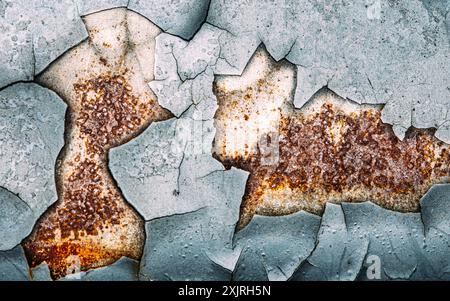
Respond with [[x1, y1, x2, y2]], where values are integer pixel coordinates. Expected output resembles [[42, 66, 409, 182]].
[[213, 47, 450, 230], [22, 9, 171, 279]]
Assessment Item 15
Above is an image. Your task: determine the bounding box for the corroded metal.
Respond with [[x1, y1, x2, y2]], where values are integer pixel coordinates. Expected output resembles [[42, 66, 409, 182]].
[[213, 47, 450, 229], [22, 9, 171, 279]]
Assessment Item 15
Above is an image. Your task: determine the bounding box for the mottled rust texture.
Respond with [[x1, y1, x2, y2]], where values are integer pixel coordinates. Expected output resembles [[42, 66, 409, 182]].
[[23, 72, 171, 278], [213, 50, 450, 230], [220, 103, 450, 229]]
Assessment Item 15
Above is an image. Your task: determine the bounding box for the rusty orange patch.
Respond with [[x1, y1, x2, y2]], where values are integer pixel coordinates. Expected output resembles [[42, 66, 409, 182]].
[[212, 48, 450, 230], [23, 73, 171, 279], [217, 102, 450, 229]]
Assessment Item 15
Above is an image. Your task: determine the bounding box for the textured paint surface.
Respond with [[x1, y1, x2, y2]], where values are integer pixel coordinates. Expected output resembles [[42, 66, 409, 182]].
[[0, 0, 450, 282], [110, 117, 249, 280], [0, 0, 88, 88]]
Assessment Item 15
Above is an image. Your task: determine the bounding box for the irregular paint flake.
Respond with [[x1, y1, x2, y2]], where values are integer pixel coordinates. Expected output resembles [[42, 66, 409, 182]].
[[341, 202, 423, 280], [233, 211, 320, 281], [109, 118, 209, 221], [82, 256, 139, 281], [128, 0, 211, 40], [0, 187, 34, 251], [0, 245, 30, 281], [31, 262, 52, 281], [149, 24, 224, 119], [294, 203, 367, 281], [0, 83, 66, 251], [140, 208, 233, 281], [23, 8, 171, 279], [0, 0, 89, 88], [213, 47, 450, 229], [420, 184, 450, 235], [138, 167, 248, 281]]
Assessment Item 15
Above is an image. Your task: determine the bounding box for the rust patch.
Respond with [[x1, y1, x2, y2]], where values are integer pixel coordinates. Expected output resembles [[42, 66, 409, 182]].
[[22, 9, 171, 279], [213, 47, 450, 230], [24, 72, 170, 279]]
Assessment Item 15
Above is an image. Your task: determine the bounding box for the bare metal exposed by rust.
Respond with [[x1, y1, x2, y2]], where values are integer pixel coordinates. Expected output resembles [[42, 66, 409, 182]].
[[22, 9, 171, 279], [213, 47, 450, 230]]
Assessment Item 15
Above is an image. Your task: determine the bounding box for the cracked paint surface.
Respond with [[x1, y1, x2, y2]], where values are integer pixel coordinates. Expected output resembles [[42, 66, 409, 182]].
[[0, 0, 88, 88], [109, 116, 248, 280], [233, 211, 320, 281], [0, 83, 66, 251], [1, 0, 450, 281]]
